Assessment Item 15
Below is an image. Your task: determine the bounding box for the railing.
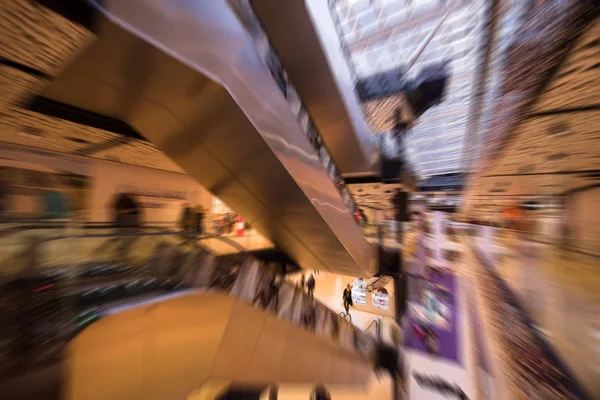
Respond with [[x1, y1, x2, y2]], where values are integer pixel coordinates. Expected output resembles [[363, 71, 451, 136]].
[[234, 2, 363, 224], [363, 318, 382, 342], [0, 228, 377, 378]]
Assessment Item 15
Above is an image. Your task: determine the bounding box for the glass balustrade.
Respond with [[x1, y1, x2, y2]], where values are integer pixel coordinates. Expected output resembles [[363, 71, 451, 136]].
[[0, 226, 378, 379]]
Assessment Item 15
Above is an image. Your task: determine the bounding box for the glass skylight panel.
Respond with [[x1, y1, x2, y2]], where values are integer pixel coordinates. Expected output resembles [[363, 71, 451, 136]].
[[326, 0, 499, 178]]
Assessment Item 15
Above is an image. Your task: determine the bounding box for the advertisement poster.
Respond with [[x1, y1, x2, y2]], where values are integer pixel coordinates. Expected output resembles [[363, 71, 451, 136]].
[[372, 288, 390, 310], [351, 278, 367, 305], [404, 272, 459, 363]]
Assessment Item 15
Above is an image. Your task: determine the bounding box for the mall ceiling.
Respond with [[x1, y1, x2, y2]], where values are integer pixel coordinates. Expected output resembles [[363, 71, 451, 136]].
[[1, 0, 598, 215], [467, 15, 600, 208], [0, 0, 185, 174], [1, 0, 378, 277]]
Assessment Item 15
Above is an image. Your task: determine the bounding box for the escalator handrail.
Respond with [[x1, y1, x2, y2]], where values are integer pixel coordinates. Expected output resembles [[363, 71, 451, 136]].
[[363, 318, 380, 334], [0, 223, 179, 237], [241, 3, 363, 220], [37, 230, 248, 253]]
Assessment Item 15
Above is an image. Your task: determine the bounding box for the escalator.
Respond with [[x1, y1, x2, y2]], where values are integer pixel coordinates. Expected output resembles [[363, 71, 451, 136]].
[[248, 0, 378, 177], [0, 228, 383, 399], [19, 0, 375, 277]]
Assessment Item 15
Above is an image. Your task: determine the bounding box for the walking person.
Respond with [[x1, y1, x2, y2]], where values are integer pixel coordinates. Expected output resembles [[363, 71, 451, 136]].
[[179, 203, 193, 231], [310, 384, 331, 400], [306, 273, 316, 298], [298, 274, 305, 291], [343, 284, 353, 316], [195, 206, 205, 234], [112, 192, 141, 260]]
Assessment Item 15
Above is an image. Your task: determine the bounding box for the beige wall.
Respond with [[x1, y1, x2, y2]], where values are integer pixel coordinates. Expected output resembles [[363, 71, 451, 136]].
[[0, 144, 214, 224], [89, 160, 211, 223], [566, 186, 600, 254]]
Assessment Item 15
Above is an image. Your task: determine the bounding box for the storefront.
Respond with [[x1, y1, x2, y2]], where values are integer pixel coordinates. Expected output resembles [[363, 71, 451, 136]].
[[210, 197, 253, 236], [0, 164, 92, 219], [0, 144, 212, 224]]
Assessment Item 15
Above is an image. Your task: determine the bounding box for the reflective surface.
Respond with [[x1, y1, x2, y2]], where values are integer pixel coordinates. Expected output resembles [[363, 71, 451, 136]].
[[66, 292, 372, 400], [42, 0, 375, 276], [0, 227, 375, 390], [252, 0, 378, 176]]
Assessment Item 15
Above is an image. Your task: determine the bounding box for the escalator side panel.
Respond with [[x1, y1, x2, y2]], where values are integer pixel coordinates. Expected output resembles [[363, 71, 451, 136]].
[[252, 0, 377, 176], [43, 0, 375, 276], [65, 293, 371, 400]]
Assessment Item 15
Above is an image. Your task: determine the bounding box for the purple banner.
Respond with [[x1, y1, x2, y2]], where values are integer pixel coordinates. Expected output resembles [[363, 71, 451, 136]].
[[404, 271, 460, 363]]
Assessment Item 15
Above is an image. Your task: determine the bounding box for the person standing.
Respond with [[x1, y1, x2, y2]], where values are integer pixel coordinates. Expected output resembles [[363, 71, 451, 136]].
[[195, 206, 205, 234], [179, 203, 193, 232], [354, 210, 363, 227], [343, 284, 353, 315], [268, 275, 280, 312], [112, 193, 141, 260], [298, 274, 306, 291], [113, 193, 140, 228], [310, 384, 330, 400], [306, 274, 316, 299]]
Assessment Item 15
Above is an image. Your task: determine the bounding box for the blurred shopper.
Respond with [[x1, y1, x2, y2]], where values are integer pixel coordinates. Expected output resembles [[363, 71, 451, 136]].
[[180, 203, 197, 244], [179, 203, 193, 232], [113, 193, 141, 228], [306, 273, 316, 298], [343, 283, 353, 315], [330, 314, 340, 340], [111, 193, 141, 260], [227, 212, 236, 234], [298, 273, 306, 291], [195, 205, 205, 234], [310, 384, 331, 400], [374, 341, 405, 396], [354, 209, 364, 227], [268, 275, 280, 311], [302, 298, 317, 332], [253, 274, 280, 311]]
